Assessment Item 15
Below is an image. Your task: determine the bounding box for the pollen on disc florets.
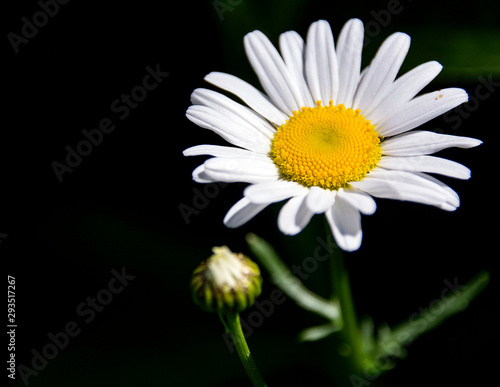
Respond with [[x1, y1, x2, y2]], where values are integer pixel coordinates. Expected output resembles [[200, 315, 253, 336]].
[[270, 101, 382, 190]]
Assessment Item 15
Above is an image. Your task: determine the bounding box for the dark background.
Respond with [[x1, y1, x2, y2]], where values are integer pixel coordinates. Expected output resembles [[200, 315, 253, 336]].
[[3, 0, 499, 386]]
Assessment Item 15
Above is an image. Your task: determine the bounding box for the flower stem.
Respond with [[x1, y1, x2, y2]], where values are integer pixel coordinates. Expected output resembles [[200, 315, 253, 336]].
[[326, 227, 368, 374], [222, 313, 267, 387]]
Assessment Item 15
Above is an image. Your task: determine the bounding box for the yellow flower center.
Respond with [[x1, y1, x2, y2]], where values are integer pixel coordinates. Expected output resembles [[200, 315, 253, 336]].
[[270, 101, 382, 190]]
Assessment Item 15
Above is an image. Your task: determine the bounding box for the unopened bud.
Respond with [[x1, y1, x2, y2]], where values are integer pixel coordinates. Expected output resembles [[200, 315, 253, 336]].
[[191, 246, 262, 314]]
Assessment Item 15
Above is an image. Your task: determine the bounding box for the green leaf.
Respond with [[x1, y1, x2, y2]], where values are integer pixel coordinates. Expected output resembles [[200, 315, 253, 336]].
[[298, 323, 341, 342], [245, 233, 340, 322], [370, 270, 490, 363]]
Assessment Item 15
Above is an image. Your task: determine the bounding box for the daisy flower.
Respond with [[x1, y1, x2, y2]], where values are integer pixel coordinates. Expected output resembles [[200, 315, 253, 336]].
[[183, 19, 481, 251]]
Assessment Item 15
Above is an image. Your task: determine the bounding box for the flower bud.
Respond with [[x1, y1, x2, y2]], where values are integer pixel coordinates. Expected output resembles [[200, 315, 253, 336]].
[[191, 246, 262, 314]]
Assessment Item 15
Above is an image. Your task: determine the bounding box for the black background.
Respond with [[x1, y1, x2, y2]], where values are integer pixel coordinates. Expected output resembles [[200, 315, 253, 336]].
[[3, 0, 499, 386]]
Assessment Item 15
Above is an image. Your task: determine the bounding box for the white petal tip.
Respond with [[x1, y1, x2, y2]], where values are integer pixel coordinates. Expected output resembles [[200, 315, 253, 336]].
[[346, 17, 363, 24], [432, 60, 443, 68], [440, 203, 459, 212], [280, 228, 301, 236], [336, 237, 362, 252], [203, 72, 222, 84], [458, 170, 472, 180], [456, 137, 483, 149], [393, 31, 411, 41], [223, 219, 238, 229], [313, 19, 329, 25]]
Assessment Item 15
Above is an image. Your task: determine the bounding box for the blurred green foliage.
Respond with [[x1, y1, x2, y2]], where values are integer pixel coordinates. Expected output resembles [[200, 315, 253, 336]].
[[402, 27, 500, 82], [213, 0, 500, 83]]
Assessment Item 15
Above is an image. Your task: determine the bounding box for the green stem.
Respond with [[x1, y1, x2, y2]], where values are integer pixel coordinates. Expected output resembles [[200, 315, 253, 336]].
[[326, 227, 368, 373], [223, 313, 267, 387]]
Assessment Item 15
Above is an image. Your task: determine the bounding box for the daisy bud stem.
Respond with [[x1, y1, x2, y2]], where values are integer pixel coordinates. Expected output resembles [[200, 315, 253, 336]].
[[191, 246, 266, 386], [220, 312, 268, 387]]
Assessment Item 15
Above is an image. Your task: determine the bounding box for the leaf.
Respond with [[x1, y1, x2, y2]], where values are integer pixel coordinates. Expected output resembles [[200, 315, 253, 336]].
[[246, 233, 340, 322], [298, 323, 341, 342], [370, 270, 490, 362]]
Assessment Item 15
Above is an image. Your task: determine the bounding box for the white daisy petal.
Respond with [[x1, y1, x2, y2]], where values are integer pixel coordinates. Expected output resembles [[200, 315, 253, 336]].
[[337, 188, 377, 215], [204, 72, 288, 125], [326, 198, 362, 252], [279, 31, 315, 107], [184, 19, 481, 251], [353, 32, 411, 113], [378, 155, 471, 180], [278, 195, 314, 235], [381, 130, 482, 156], [351, 169, 457, 210], [414, 172, 460, 211], [376, 88, 469, 137], [183, 144, 265, 159], [245, 30, 305, 114], [244, 180, 309, 204], [190, 88, 275, 139], [202, 157, 278, 184], [359, 65, 370, 81], [192, 164, 212, 183], [369, 61, 443, 124], [305, 186, 337, 214], [224, 197, 269, 228], [186, 105, 270, 153], [336, 18, 364, 108], [305, 20, 339, 104]]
